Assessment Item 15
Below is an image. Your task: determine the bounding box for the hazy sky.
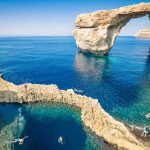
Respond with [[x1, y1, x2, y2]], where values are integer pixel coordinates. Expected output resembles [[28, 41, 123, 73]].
[[0, 0, 149, 36]]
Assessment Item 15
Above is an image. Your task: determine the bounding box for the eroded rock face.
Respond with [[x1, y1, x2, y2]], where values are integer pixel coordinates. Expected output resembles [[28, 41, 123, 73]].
[[73, 3, 150, 54], [135, 28, 150, 38], [0, 76, 149, 150]]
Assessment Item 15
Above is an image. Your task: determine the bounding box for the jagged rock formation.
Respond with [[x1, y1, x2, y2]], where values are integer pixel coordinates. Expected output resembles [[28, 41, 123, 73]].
[[73, 3, 150, 55], [135, 28, 150, 38], [0, 76, 149, 150]]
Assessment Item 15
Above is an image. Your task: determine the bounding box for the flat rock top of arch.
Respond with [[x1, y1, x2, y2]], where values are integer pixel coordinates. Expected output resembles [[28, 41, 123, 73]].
[[75, 2, 150, 28], [0, 76, 149, 150]]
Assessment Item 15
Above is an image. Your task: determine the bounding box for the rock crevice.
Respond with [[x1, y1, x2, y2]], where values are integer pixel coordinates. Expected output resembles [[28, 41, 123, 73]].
[[73, 3, 150, 54]]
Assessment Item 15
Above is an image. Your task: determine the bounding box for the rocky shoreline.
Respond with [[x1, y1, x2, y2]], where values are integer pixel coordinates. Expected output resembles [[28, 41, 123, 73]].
[[0, 75, 149, 150]]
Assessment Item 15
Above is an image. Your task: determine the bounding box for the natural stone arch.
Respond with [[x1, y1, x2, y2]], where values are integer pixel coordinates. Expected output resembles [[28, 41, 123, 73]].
[[73, 3, 150, 55]]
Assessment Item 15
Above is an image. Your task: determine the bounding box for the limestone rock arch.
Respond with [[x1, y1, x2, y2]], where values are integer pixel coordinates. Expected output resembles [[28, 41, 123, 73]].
[[73, 3, 150, 55]]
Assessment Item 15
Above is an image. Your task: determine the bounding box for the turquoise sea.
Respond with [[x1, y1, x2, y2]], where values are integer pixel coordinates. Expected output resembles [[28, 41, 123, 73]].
[[0, 36, 150, 149]]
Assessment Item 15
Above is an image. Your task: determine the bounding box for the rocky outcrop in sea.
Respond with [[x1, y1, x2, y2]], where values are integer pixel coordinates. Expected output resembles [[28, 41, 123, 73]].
[[135, 28, 150, 38], [73, 3, 150, 55]]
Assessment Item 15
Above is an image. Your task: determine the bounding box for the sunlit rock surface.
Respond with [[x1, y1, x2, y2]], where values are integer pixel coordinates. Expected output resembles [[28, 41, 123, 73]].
[[73, 3, 150, 54], [0, 76, 149, 150], [135, 28, 150, 38]]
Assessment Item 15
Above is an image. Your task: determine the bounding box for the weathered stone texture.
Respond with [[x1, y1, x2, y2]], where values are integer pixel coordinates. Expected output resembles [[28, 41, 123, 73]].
[[73, 3, 150, 54]]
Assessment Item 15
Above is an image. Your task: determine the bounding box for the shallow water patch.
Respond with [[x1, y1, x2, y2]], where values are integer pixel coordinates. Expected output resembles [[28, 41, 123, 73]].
[[0, 103, 111, 150]]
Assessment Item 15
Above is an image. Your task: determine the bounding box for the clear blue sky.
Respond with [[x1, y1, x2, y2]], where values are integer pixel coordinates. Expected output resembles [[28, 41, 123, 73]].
[[0, 0, 149, 36]]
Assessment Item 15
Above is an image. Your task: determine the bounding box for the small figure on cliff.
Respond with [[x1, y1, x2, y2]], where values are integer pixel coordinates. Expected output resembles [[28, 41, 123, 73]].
[[10, 136, 28, 145], [145, 113, 150, 119], [131, 125, 134, 131], [58, 136, 65, 144], [141, 126, 150, 137]]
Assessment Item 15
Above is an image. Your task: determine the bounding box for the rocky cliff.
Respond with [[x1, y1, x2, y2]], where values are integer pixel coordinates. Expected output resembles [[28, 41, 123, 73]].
[[135, 28, 150, 38], [0, 76, 149, 150], [73, 3, 150, 55]]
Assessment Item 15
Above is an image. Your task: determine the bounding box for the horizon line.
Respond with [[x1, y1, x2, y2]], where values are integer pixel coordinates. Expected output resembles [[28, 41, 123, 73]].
[[0, 35, 135, 37]]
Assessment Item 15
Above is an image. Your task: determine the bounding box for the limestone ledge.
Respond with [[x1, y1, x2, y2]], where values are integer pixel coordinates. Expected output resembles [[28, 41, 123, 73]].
[[0, 76, 149, 150]]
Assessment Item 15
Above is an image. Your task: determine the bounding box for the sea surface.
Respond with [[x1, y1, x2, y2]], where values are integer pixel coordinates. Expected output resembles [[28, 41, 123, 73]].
[[0, 103, 103, 150], [0, 36, 150, 149]]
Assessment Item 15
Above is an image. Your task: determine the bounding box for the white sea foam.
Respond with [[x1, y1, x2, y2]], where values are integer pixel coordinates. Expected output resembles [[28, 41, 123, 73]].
[[73, 88, 83, 93]]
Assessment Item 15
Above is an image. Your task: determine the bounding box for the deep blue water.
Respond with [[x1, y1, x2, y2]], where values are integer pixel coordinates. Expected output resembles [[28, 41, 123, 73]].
[[0, 103, 102, 150], [0, 36, 150, 149]]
